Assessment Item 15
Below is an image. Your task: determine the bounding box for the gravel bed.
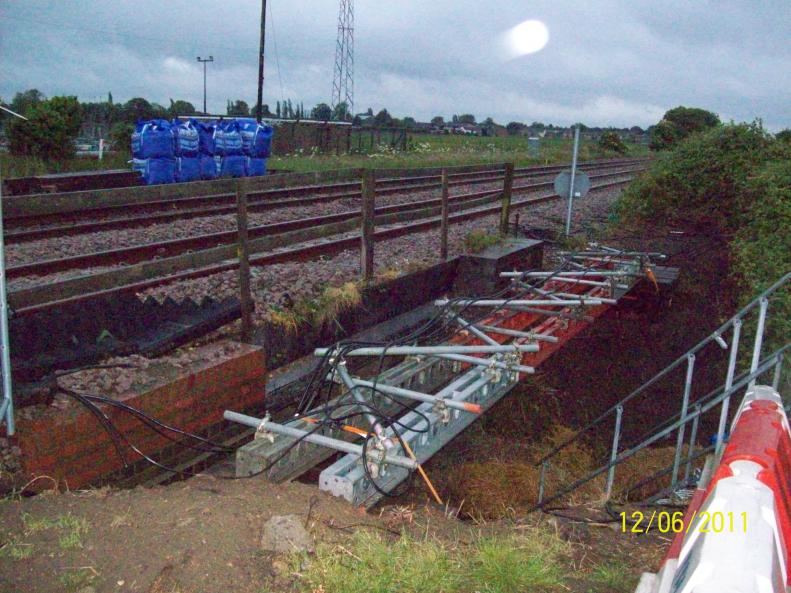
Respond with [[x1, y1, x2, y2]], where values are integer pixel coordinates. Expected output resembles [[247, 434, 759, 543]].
[[137, 181, 630, 324], [5, 180, 512, 267]]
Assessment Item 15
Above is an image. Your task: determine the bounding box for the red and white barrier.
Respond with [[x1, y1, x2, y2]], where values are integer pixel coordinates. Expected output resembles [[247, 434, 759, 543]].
[[637, 385, 791, 593]]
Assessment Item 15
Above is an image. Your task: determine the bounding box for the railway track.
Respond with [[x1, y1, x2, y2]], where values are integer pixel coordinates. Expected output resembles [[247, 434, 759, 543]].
[[6, 165, 643, 278], [10, 172, 640, 317], [4, 158, 645, 242]]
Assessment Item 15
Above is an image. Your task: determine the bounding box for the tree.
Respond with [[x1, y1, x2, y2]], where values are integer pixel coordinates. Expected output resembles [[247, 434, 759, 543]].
[[169, 99, 196, 117], [311, 103, 332, 121], [431, 116, 444, 126], [121, 97, 156, 123], [374, 108, 393, 127], [110, 122, 134, 153], [10, 89, 45, 115], [108, 92, 114, 106], [276, 101, 281, 118], [332, 101, 351, 121], [650, 106, 720, 150], [226, 99, 250, 117], [457, 114, 475, 124], [8, 95, 83, 161], [530, 121, 545, 131], [365, 107, 373, 116], [506, 122, 525, 136], [599, 130, 628, 154], [403, 117, 416, 128]]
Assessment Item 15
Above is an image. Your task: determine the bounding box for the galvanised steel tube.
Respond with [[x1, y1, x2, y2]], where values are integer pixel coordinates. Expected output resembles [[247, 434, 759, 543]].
[[336, 365, 388, 441], [314, 344, 539, 357], [435, 298, 605, 307], [452, 314, 500, 346], [475, 324, 559, 343], [501, 271, 639, 278], [433, 352, 535, 374], [223, 410, 418, 470], [350, 378, 483, 414]]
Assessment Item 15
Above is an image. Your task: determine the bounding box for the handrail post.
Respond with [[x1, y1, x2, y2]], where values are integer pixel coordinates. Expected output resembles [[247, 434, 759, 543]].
[[440, 168, 449, 261], [606, 405, 624, 499], [360, 169, 376, 282], [773, 352, 784, 390], [671, 353, 696, 487], [684, 404, 701, 483], [748, 297, 769, 388], [499, 162, 514, 235], [715, 318, 741, 457]]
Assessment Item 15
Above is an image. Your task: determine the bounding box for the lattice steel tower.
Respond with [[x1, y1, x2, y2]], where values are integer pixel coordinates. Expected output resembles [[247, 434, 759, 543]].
[[331, 0, 354, 117]]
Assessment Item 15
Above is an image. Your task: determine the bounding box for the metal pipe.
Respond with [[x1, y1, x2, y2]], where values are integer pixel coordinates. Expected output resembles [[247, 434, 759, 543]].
[[350, 379, 483, 414], [605, 405, 623, 499], [435, 298, 604, 307], [671, 354, 696, 487], [748, 298, 769, 388], [564, 125, 580, 236], [223, 410, 418, 470], [773, 352, 784, 390], [501, 271, 637, 278], [715, 318, 741, 457], [314, 344, 539, 357], [474, 324, 559, 343], [0, 169, 14, 435], [685, 404, 701, 483], [452, 314, 500, 346], [433, 353, 535, 374], [336, 365, 387, 440]]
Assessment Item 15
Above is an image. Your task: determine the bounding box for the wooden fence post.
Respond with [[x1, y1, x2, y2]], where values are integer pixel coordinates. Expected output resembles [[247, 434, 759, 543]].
[[360, 169, 376, 282], [440, 168, 449, 261], [236, 179, 254, 342], [499, 162, 515, 235]]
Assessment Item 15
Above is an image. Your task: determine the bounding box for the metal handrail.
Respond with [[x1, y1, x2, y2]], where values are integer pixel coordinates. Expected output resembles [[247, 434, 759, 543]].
[[535, 271, 790, 466], [532, 348, 787, 510]]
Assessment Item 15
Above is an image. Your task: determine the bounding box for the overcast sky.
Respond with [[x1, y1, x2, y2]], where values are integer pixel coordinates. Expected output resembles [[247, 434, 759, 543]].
[[1, 1, 789, 129]]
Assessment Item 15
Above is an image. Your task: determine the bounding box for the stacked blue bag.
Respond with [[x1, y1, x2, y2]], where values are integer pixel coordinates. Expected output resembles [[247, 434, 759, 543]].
[[214, 120, 247, 178], [130, 118, 274, 184], [131, 119, 176, 185], [238, 118, 274, 176], [172, 119, 201, 182]]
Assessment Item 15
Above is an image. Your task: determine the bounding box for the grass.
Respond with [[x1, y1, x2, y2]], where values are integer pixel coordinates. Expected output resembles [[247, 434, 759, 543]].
[[587, 561, 639, 593], [58, 567, 96, 592], [464, 230, 503, 253], [271, 134, 648, 173], [298, 529, 570, 593], [267, 281, 362, 334], [1, 151, 130, 178]]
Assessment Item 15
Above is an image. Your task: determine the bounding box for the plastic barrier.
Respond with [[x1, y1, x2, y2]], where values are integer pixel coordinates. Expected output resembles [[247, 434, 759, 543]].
[[238, 118, 274, 158], [637, 385, 791, 593], [174, 157, 201, 183], [246, 157, 267, 177], [216, 155, 247, 178], [131, 119, 174, 159], [172, 119, 200, 157]]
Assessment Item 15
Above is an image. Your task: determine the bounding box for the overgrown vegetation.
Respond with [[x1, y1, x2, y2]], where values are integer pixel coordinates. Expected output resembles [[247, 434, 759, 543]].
[[464, 230, 503, 253], [268, 282, 362, 333], [299, 529, 571, 593], [617, 121, 790, 353], [648, 106, 720, 151], [6, 95, 83, 162]]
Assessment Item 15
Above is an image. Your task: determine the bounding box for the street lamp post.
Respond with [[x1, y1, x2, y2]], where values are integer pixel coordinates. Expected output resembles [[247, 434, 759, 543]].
[[196, 55, 214, 114]]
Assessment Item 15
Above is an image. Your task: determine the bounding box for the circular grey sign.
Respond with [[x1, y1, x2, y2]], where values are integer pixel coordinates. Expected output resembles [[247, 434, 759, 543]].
[[554, 170, 591, 199]]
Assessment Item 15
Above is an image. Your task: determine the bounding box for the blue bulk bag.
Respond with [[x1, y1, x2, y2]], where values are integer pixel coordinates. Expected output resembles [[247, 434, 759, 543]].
[[246, 157, 267, 177], [196, 121, 218, 156], [171, 119, 200, 157], [132, 157, 176, 185], [216, 155, 247, 178], [214, 120, 244, 156], [200, 155, 218, 180], [175, 157, 201, 182], [131, 119, 174, 159], [237, 118, 274, 158]]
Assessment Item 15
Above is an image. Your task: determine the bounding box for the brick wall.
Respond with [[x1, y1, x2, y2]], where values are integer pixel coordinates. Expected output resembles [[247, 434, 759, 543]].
[[15, 341, 266, 490]]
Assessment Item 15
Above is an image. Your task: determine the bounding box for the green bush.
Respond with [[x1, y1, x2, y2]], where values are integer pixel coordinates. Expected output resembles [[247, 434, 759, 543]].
[[649, 106, 720, 151], [615, 121, 790, 355], [7, 95, 82, 162], [598, 131, 628, 155]]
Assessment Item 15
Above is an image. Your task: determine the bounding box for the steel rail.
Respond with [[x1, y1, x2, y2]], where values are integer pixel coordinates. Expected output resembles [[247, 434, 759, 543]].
[[4, 159, 645, 239], [7, 167, 643, 278], [11, 176, 637, 316]]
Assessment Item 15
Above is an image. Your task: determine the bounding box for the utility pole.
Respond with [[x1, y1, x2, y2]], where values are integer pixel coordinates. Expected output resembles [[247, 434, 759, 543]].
[[256, 0, 267, 122], [196, 55, 214, 114]]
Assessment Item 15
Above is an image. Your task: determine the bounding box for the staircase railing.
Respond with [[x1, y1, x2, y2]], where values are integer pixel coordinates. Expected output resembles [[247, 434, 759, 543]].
[[532, 271, 790, 509]]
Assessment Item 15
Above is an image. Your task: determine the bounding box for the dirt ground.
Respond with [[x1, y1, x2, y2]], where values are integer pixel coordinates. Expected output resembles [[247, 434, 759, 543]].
[[0, 471, 669, 593]]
